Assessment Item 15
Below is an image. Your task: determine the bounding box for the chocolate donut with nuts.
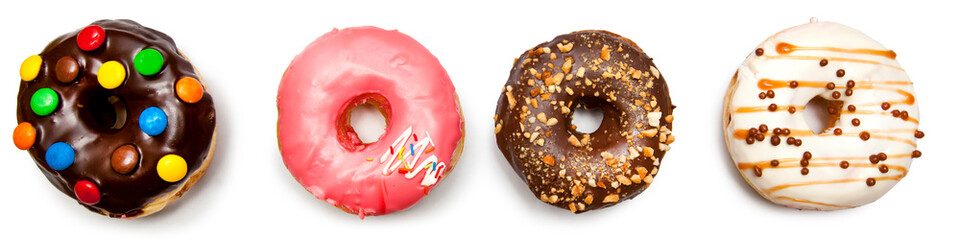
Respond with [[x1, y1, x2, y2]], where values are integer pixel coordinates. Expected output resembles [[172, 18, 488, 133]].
[[14, 19, 216, 218], [494, 30, 674, 213]]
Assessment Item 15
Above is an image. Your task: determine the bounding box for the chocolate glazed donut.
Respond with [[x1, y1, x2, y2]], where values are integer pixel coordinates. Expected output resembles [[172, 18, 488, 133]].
[[15, 19, 216, 218], [494, 31, 674, 213]]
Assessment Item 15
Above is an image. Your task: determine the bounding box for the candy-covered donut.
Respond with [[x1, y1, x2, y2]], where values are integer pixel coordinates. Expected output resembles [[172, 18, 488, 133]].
[[277, 27, 464, 218], [14, 19, 216, 218], [494, 31, 674, 213], [723, 20, 922, 210]]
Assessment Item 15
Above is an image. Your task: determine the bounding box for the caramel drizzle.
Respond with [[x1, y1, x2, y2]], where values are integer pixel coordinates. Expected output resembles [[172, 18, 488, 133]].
[[737, 154, 912, 170], [776, 42, 897, 59], [744, 79, 916, 121], [765, 174, 904, 194], [732, 129, 917, 147], [737, 153, 911, 195], [765, 55, 904, 71], [774, 196, 854, 209], [735, 105, 805, 113]]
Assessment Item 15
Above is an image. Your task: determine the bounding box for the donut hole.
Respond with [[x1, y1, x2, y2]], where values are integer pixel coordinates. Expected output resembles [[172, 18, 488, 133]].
[[349, 103, 388, 144], [78, 90, 128, 133], [802, 96, 844, 134], [570, 102, 605, 134]]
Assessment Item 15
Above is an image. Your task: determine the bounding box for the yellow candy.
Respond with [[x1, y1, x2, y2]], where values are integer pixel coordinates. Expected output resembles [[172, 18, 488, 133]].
[[97, 61, 126, 89], [157, 154, 187, 182], [20, 55, 42, 81]]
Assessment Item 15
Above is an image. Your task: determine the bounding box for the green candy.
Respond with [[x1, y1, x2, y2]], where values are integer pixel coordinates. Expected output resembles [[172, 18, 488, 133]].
[[134, 48, 164, 76], [30, 88, 59, 116]]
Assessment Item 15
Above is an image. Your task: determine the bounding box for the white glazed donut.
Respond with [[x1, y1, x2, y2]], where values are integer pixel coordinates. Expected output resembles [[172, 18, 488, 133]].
[[723, 20, 923, 210]]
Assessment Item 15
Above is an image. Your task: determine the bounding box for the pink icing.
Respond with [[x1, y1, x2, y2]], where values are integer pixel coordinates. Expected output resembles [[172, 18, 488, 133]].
[[277, 26, 463, 217]]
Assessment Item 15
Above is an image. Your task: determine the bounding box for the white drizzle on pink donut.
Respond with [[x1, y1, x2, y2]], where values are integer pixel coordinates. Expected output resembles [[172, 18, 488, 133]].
[[724, 21, 921, 210], [376, 126, 445, 186]]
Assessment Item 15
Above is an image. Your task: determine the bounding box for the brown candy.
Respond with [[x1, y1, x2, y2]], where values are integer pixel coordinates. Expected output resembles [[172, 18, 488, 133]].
[[55, 56, 79, 83], [111, 145, 140, 174]]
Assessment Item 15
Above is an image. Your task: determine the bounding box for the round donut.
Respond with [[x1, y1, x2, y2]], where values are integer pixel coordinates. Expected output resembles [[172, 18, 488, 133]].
[[14, 19, 216, 218], [277, 26, 465, 218], [723, 20, 922, 210], [494, 30, 674, 213]]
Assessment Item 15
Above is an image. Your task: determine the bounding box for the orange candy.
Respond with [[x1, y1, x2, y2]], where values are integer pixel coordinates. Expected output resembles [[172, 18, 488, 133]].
[[13, 122, 36, 150], [176, 77, 204, 103]]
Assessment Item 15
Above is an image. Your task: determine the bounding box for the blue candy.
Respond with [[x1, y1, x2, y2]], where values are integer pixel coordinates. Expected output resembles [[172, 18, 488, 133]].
[[45, 142, 75, 171], [139, 107, 168, 136]]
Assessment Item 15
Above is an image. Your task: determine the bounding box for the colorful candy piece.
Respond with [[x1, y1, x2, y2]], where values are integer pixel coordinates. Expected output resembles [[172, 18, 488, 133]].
[[134, 48, 164, 76], [74, 180, 101, 205], [45, 142, 75, 171], [20, 55, 42, 81], [157, 154, 187, 182], [97, 60, 126, 89], [55, 56, 80, 83], [175, 77, 203, 103], [138, 107, 167, 136], [13, 122, 36, 150], [111, 145, 140, 174], [77, 25, 106, 51], [30, 88, 59, 116]]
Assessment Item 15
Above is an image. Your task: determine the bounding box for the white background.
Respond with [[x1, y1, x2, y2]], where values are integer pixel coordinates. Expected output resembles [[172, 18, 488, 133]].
[[1, 0, 958, 239]]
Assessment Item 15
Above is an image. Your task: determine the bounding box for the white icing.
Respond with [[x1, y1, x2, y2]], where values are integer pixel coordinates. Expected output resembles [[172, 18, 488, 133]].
[[377, 126, 444, 186], [725, 21, 919, 210]]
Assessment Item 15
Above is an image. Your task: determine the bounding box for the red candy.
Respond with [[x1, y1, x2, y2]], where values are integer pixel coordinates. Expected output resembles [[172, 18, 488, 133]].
[[77, 25, 106, 51], [74, 180, 101, 205]]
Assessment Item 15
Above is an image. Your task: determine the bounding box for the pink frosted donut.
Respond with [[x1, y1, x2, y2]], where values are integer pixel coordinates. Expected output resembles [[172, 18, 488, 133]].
[[277, 26, 465, 218]]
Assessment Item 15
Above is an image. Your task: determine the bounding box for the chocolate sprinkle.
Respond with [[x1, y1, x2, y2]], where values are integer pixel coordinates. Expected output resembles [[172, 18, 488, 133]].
[[859, 131, 871, 141], [826, 82, 835, 90], [852, 118, 861, 126], [755, 48, 764, 56], [866, 178, 876, 186], [840, 161, 849, 169], [819, 59, 829, 66], [836, 69, 845, 77]]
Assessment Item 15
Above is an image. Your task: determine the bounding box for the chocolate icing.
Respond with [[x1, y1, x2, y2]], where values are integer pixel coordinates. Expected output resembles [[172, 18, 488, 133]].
[[494, 31, 673, 213], [16, 19, 215, 218]]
